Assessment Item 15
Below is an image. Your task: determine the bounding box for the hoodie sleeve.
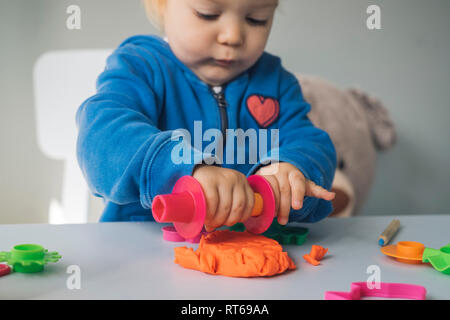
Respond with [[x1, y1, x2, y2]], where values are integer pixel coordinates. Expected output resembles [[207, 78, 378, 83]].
[[76, 43, 212, 210], [247, 71, 337, 223]]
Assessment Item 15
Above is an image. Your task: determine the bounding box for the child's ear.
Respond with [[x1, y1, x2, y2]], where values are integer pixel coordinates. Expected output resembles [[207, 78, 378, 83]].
[[348, 88, 397, 151]]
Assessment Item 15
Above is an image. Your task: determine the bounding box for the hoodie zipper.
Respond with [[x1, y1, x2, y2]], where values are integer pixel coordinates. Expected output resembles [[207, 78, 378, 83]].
[[210, 85, 228, 147]]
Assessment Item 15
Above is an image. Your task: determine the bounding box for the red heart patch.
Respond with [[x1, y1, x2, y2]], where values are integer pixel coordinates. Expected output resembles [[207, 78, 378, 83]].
[[246, 95, 280, 128]]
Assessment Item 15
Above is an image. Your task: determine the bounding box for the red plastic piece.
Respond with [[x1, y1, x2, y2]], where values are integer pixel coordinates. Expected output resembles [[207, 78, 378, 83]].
[[325, 282, 427, 300], [0, 264, 11, 277], [152, 175, 276, 240]]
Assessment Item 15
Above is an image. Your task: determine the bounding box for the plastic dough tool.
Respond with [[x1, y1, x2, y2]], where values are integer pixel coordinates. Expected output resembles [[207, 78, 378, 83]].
[[161, 226, 209, 243], [263, 219, 309, 245], [152, 175, 275, 239], [380, 241, 425, 264], [325, 282, 427, 300], [0, 244, 61, 273], [422, 243, 450, 275], [381, 241, 450, 275], [229, 219, 309, 246]]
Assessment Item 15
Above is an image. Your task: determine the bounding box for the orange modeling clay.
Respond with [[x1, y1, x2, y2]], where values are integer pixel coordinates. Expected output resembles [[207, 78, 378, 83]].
[[174, 230, 296, 277], [303, 245, 328, 266]]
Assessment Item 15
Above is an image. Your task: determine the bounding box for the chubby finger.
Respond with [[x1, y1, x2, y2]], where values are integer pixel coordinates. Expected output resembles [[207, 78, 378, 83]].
[[224, 185, 247, 227], [209, 183, 233, 230], [204, 224, 216, 233], [277, 176, 291, 225], [306, 180, 336, 201], [288, 170, 306, 210], [241, 183, 255, 223], [203, 186, 219, 232]]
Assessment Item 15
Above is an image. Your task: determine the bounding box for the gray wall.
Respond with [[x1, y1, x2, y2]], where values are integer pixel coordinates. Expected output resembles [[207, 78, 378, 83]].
[[1, 0, 449, 224]]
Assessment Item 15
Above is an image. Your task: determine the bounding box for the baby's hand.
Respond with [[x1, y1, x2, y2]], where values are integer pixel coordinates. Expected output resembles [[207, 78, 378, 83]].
[[192, 165, 255, 232], [255, 162, 335, 225]]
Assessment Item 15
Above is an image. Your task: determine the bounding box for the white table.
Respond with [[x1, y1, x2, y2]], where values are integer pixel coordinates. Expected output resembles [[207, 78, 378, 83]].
[[0, 215, 448, 299]]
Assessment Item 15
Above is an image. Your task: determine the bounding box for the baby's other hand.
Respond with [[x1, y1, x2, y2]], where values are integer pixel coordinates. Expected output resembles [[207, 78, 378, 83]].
[[255, 162, 335, 225], [192, 165, 255, 232]]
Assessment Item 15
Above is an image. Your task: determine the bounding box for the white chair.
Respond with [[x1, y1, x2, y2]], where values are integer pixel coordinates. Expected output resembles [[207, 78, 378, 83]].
[[33, 49, 112, 224]]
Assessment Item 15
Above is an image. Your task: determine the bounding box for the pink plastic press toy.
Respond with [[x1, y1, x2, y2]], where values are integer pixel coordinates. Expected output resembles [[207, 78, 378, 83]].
[[152, 175, 275, 240], [161, 226, 208, 243], [325, 282, 427, 300]]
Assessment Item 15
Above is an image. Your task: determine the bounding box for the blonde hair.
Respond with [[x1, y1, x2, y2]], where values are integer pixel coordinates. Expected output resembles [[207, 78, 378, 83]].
[[143, 0, 282, 32], [143, 0, 167, 31]]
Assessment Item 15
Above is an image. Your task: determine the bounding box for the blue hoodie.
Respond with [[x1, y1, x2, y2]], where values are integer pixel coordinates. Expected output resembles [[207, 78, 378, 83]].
[[76, 35, 336, 223]]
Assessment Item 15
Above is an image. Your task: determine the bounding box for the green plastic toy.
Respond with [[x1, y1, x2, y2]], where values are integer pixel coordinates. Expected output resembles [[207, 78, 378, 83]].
[[228, 223, 246, 232], [229, 218, 309, 245], [0, 244, 61, 273], [264, 226, 309, 245], [422, 243, 450, 275]]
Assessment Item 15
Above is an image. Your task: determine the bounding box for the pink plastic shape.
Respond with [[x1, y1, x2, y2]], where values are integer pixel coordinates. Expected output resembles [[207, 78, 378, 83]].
[[244, 175, 276, 234], [152, 176, 206, 239], [161, 225, 207, 243], [0, 264, 11, 277], [324, 282, 427, 300], [153, 175, 276, 240], [162, 226, 186, 242]]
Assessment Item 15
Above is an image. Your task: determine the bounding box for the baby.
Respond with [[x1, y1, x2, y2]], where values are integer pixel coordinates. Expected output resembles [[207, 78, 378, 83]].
[[76, 0, 336, 231]]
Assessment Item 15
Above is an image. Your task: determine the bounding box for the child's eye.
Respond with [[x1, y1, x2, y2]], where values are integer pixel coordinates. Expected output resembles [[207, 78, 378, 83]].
[[246, 17, 268, 26], [195, 11, 220, 21]]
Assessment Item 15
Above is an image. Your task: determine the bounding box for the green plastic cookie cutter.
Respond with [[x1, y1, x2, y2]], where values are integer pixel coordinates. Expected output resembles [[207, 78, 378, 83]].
[[0, 244, 61, 273], [228, 222, 246, 232], [422, 243, 450, 275], [229, 218, 309, 245]]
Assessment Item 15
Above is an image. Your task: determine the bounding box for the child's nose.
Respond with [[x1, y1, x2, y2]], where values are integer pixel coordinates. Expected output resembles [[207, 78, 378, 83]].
[[217, 21, 244, 47]]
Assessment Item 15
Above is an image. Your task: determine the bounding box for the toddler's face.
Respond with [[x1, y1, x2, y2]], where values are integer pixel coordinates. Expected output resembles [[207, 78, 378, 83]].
[[163, 0, 278, 86]]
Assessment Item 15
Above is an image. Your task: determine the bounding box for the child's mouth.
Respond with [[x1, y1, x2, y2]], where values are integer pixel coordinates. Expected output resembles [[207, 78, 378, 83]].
[[215, 59, 235, 67]]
